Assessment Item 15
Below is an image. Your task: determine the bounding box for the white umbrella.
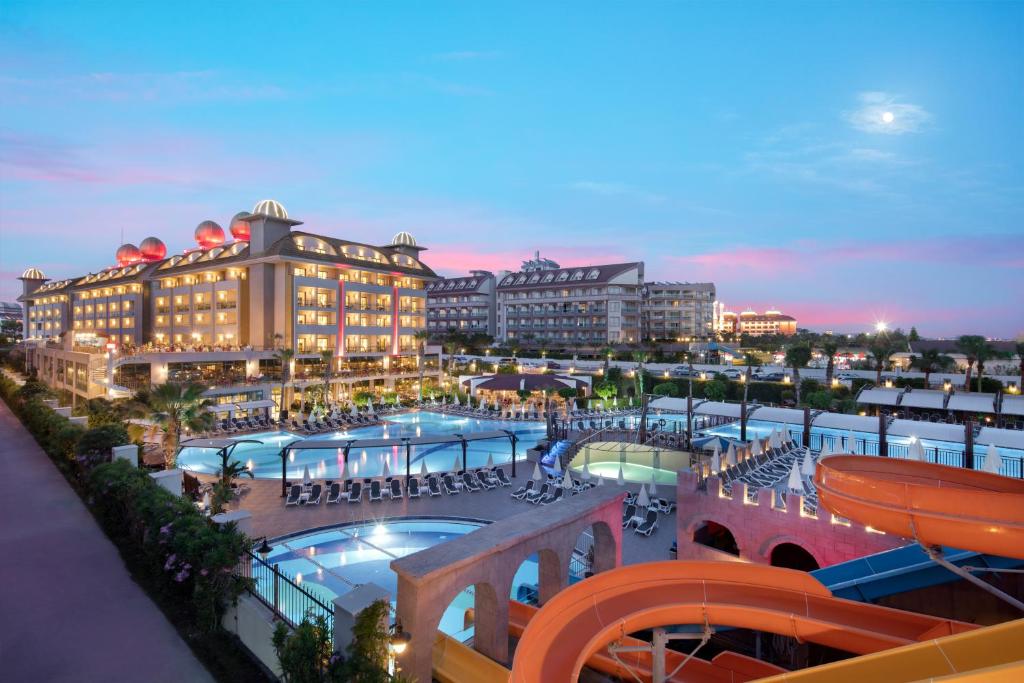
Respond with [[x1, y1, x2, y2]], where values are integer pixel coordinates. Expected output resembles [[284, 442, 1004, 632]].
[[597, 474, 605, 486], [725, 443, 737, 467], [367, 398, 375, 415], [420, 460, 429, 478], [441, 394, 447, 406], [750, 437, 763, 458], [561, 468, 573, 489], [617, 463, 625, 486], [769, 429, 782, 450], [801, 449, 815, 476], [582, 461, 592, 480], [551, 453, 562, 473], [485, 453, 494, 469], [984, 443, 1003, 475], [648, 470, 658, 495], [845, 429, 857, 454], [453, 393, 460, 406], [710, 449, 721, 474], [788, 461, 803, 492], [350, 403, 358, 417], [637, 484, 651, 508], [452, 454, 462, 473], [907, 439, 924, 462], [302, 464, 312, 486], [201, 490, 211, 510], [381, 457, 391, 478], [819, 439, 832, 458], [532, 462, 542, 481]]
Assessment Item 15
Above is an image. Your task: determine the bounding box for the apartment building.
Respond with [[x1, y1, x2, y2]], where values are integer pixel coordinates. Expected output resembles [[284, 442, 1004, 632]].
[[426, 270, 497, 337], [18, 201, 442, 410], [717, 308, 798, 336], [643, 281, 716, 341], [495, 258, 644, 345]]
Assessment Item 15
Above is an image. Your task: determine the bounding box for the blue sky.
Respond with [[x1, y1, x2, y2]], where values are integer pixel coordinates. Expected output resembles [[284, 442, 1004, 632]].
[[1, 1, 1021, 337]]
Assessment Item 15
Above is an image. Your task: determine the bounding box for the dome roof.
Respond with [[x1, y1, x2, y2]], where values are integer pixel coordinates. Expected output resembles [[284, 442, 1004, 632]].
[[229, 211, 251, 241], [115, 243, 142, 266], [195, 220, 225, 249], [392, 231, 417, 247], [139, 236, 167, 262], [252, 199, 288, 219], [20, 267, 46, 280]]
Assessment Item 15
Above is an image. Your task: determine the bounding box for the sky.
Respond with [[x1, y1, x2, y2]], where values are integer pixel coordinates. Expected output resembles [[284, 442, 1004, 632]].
[[1, 2, 1021, 338]]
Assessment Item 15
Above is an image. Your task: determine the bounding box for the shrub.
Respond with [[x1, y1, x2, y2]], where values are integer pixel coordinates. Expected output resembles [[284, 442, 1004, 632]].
[[557, 387, 578, 400], [804, 390, 834, 410], [703, 380, 727, 402], [77, 423, 130, 458]]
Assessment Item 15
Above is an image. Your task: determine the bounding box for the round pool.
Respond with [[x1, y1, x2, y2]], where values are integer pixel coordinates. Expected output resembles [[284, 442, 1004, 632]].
[[256, 517, 538, 641], [177, 411, 546, 479]]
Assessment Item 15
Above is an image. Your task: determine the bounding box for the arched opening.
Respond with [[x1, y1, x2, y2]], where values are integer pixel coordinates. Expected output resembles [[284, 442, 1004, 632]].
[[438, 581, 500, 645], [770, 542, 819, 571], [570, 526, 598, 583], [589, 521, 617, 574], [693, 520, 740, 556], [510, 549, 563, 605]]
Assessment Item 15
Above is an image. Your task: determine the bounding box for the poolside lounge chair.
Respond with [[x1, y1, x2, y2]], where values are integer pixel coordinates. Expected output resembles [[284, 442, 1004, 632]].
[[389, 478, 403, 500], [511, 480, 534, 500], [473, 470, 495, 490], [346, 481, 362, 503], [305, 484, 322, 505], [539, 487, 563, 505], [369, 480, 383, 502], [494, 468, 512, 487], [622, 503, 637, 528], [427, 476, 443, 497], [526, 483, 549, 504], [442, 474, 460, 495], [326, 482, 342, 504], [634, 509, 658, 536], [653, 498, 676, 514], [407, 477, 421, 499], [285, 485, 302, 507], [461, 472, 481, 492]]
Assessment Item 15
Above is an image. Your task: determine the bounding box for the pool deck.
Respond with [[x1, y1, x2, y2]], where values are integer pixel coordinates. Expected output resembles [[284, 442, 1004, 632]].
[[224, 466, 677, 565], [0, 400, 214, 683]]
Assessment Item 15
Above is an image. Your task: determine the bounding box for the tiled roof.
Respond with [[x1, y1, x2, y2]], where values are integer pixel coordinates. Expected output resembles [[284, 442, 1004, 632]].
[[497, 262, 640, 290]]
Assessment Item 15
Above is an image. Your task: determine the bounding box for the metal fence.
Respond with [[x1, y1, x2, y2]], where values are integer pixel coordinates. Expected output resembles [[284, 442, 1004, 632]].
[[241, 549, 334, 636]]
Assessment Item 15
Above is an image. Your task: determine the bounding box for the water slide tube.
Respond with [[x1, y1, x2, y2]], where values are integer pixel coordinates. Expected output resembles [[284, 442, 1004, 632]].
[[813, 455, 1024, 560], [509, 561, 975, 682]]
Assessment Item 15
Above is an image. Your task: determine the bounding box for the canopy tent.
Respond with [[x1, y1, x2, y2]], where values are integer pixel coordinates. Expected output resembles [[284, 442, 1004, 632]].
[[977, 427, 1024, 450], [947, 393, 996, 414], [749, 406, 806, 425], [899, 390, 947, 410], [888, 420, 964, 443], [694, 402, 743, 418], [811, 413, 878, 432], [1002, 396, 1024, 417], [856, 388, 904, 406]]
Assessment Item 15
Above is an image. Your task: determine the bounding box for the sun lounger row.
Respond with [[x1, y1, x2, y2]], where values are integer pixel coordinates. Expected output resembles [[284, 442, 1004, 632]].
[[284, 467, 514, 507]]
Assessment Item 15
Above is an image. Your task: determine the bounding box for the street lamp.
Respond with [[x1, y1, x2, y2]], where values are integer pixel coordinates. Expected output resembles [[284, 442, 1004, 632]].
[[255, 537, 274, 562], [390, 618, 411, 654]]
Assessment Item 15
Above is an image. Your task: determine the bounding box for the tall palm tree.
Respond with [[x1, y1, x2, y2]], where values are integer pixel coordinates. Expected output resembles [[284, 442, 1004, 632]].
[[600, 345, 615, 376], [632, 349, 648, 397], [956, 335, 990, 393], [273, 347, 295, 420], [820, 336, 840, 387], [414, 330, 430, 401], [784, 343, 812, 406], [319, 349, 334, 412], [741, 352, 761, 405], [869, 337, 894, 384], [148, 382, 214, 469], [910, 349, 953, 388]]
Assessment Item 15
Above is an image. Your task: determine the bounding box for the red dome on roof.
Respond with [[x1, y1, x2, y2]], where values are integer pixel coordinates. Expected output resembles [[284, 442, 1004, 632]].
[[229, 211, 251, 241], [116, 243, 142, 266], [195, 221, 225, 249], [139, 236, 167, 262]]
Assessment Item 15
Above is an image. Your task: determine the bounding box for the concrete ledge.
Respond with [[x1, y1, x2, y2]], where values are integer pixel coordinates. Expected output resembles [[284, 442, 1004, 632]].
[[211, 510, 253, 536], [149, 469, 183, 497], [222, 594, 282, 678], [112, 444, 139, 467]]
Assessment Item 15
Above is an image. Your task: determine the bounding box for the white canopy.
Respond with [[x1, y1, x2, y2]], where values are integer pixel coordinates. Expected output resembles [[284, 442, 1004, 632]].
[[947, 393, 996, 414], [751, 407, 805, 424], [984, 443, 1003, 474], [1002, 396, 1024, 417], [888, 420, 964, 443], [812, 413, 878, 432], [977, 427, 1024, 450], [695, 401, 743, 418], [899, 390, 947, 410], [857, 388, 904, 406]]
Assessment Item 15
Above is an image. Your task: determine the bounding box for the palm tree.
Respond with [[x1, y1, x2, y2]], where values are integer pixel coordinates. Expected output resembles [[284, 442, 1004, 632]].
[[784, 343, 812, 406], [319, 349, 334, 412], [600, 345, 615, 376], [741, 352, 761, 405], [910, 349, 953, 388], [869, 337, 894, 384], [956, 335, 989, 393], [148, 382, 214, 469], [632, 350, 648, 397], [274, 347, 295, 420], [414, 330, 430, 401], [820, 336, 840, 387], [211, 450, 254, 514]]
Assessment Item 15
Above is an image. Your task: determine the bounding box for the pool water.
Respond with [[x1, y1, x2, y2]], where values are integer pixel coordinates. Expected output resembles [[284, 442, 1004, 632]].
[[177, 411, 546, 479], [581, 461, 679, 486], [258, 519, 538, 641]]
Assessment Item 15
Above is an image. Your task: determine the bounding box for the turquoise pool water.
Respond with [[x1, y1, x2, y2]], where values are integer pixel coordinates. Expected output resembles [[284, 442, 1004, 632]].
[[580, 461, 679, 486], [257, 518, 538, 641], [177, 411, 545, 479]]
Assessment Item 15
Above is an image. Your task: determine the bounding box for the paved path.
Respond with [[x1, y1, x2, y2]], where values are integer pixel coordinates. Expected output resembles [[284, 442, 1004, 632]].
[[0, 400, 214, 683]]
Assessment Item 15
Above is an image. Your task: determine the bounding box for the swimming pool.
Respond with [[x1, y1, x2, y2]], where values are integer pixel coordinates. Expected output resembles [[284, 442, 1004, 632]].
[[256, 518, 538, 641], [177, 411, 546, 479]]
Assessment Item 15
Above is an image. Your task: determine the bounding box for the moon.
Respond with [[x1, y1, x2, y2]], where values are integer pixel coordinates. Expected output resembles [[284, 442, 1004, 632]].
[[882, 111, 895, 124]]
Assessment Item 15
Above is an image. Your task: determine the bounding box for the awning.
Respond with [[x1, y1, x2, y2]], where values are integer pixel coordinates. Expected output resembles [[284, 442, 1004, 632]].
[[749, 406, 806, 425], [1002, 396, 1024, 417], [947, 393, 996, 414], [899, 390, 947, 410], [887, 420, 965, 443], [694, 401, 743, 418], [812, 413, 879, 432], [648, 397, 691, 413], [856, 388, 903, 406], [977, 427, 1024, 450]]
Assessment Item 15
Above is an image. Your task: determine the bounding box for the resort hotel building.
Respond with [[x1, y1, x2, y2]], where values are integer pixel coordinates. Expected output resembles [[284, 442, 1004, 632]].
[[425, 270, 497, 337], [642, 281, 716, 341], [717, 306, 798, 336], [17, 200, 442, 414]]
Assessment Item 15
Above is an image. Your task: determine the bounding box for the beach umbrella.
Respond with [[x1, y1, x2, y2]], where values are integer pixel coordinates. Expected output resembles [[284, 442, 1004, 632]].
[[710, 448, 721, 474], [201, 490, 211, 510], [441, 394, 447, 406], [845, 429, 857, 454], [907, 439, 924, 462], [486, 453, 494, 469], [452, 454, 461, 473], [302, 464, 312, 486], [782, 425, 793, 445], [801, 449, 815, 476], [551, 453, 562, 473], [617, 463, 625, 486], [769, 429, 782, 450], [637, 484, 651, 508], [819, 439, 832, 458], [750, 437, 763, 457], [532, 462, 542, 481], [453, 393, 460, 406], [381, 456, 391, 478], [420, 460, 429, 478], [597, 474, 605, 486], [648, 470, 658, 496], [725, 443, 737, 467], [561, 468, 573, 489], [350, 403, 358, 417], [582, 461, 592, 480], [984, 443, 1003, 475], [788, 461, 803, 492], [367, 398, 375, 415]]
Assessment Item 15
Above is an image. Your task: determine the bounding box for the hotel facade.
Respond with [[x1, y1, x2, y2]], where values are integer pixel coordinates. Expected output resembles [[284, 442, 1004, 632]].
[[642, 281, 716, 341], [425, 270, 497, 338], [17, 201, 442, 415]]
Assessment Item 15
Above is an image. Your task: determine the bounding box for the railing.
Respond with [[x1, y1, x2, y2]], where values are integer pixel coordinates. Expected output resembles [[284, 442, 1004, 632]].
[[242, 550, 334, 636]]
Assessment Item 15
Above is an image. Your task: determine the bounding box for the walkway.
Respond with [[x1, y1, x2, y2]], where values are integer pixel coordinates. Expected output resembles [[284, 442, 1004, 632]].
[[0, 400, 214, 683]]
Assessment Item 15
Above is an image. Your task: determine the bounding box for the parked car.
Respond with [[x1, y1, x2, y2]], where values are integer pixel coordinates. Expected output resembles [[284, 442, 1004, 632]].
[[497, 357, 516, 365], [721, 369, 743, 379], [760, 372, 786, 382], [835, 372, 857, 381], [453, 355, 469, 363], [545, 361, 562, 370], [670, 366, 698, 377]]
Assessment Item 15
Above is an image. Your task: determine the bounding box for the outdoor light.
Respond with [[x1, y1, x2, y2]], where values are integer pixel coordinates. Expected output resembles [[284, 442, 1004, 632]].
[[390, 619, 411, 654], [875, 321, 888, 333], [943, 380, 952, 392], [256, 537, 274, 561]]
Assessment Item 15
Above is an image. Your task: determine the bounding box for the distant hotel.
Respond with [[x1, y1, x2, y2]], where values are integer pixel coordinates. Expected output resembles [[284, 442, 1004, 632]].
[[716, 306, 798, 336], [17, 200, 442, 413]]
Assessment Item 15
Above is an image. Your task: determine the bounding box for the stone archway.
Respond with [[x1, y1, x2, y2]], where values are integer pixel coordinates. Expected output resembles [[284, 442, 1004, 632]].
[[692, 520, 741, 556]]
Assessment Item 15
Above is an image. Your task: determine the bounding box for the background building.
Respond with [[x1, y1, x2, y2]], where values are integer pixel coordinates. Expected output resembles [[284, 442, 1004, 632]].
[[426, 270, 497, 338], [717, 307, 798, 336], [643, 281, 716, 341]]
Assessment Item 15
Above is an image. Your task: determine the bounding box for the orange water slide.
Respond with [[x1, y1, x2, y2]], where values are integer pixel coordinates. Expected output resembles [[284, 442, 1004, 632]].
[[509, 561, 975, 683], [814, 455, 1024, 559], [508, 600, 786, 683]]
